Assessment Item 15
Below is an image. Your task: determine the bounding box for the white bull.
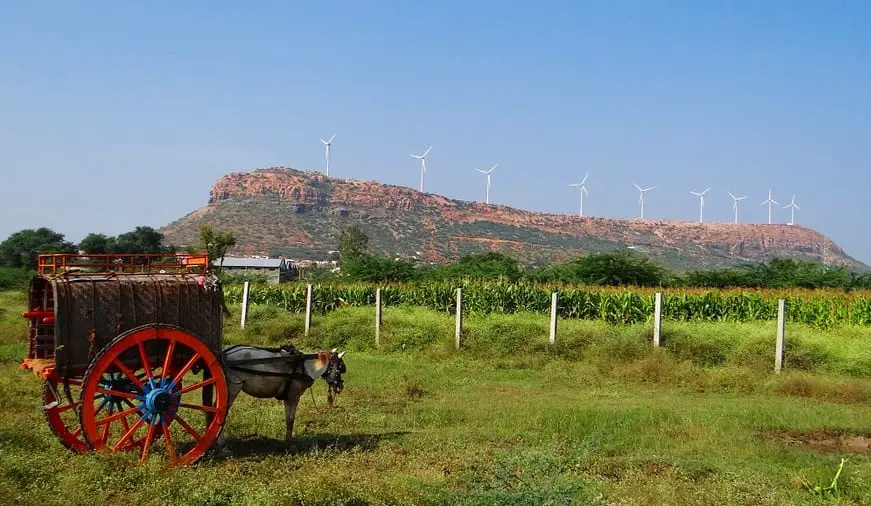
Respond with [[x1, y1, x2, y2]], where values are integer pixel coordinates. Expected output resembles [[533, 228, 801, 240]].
[[213, 344, 347, 454]]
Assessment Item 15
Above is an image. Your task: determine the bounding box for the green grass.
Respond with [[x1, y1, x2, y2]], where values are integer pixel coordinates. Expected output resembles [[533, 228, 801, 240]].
[[1, 291, 870, 505]]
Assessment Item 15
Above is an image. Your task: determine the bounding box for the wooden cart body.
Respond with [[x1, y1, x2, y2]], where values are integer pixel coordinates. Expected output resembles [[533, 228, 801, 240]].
[[20, 253, 231, 465]]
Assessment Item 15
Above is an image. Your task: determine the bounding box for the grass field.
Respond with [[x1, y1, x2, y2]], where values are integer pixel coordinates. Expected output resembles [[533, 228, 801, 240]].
[[1, 290, 870, 505]]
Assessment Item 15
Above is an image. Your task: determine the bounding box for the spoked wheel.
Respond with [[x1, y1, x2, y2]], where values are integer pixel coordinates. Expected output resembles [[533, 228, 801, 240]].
[[79, 325, 228, 466], [45, 372, 159, 453], [43, 375, 88, 453]]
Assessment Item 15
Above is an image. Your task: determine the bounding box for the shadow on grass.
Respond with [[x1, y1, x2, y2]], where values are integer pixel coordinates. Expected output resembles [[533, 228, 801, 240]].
[[208, 431, 410, 460]]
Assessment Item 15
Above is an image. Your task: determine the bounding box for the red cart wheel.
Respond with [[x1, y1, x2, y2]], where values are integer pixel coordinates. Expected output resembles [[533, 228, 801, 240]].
[[43, 375, 89, 453], [79, 325, 228, 466], [44, 372, 161, 453]]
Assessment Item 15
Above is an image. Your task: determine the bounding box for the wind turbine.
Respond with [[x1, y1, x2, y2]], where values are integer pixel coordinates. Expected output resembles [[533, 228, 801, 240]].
[[633, 183, 655, 219], [728, 192, 748, 224], [690, 187, 711, 223], [320, 134, 335, 176], [475, 164, 498, 204], [568, 173, 589, 216], [784, 194, 800, 225], [409, 146, 432, 192], [760, 189, 779, 224]]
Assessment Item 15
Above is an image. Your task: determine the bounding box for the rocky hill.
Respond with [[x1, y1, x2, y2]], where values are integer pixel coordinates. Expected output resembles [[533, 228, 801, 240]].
[[159, 167, 868, 272]]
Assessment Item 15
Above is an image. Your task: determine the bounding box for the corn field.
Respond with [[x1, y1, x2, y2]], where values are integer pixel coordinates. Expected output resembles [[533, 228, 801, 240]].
[[222, 281, 871, 327]]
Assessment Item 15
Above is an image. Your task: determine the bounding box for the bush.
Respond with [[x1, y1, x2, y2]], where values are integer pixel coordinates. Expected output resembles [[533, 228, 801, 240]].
[[0, 268, 32, 291]]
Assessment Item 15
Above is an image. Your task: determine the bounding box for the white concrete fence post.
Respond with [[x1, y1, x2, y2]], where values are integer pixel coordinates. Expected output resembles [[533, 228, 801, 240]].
[[304, 283, 313, 336], [775, 299, 786, 373], [375, 287, 382, 346], [455, 287, 463, 350], [653, 292, 662, 347], [549, 291, 559, 345], [240, 281, 250, 329]]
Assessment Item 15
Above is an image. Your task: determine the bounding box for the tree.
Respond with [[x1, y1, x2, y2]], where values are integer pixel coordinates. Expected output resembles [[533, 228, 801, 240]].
[[341, 254, 419, 282], [78, 233, 110, 254], [196, 225, 236, 270], [528, 251, 666, 286], [338, 225, 369, 264], [426, 251, 523, 281], [0, 228, 76, 269], [108, 226, 169, 254]]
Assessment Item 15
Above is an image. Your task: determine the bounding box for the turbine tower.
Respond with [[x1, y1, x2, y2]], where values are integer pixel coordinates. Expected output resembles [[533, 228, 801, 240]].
[[320, 134, 335, 176], [728, 192, 748, 224], [568, 173, 589, 217], [475, 164, 498, 204], [690, 187, 711, 223], [784, 194, 800, 225], [760, 189, 779, 225], [409, 146, 432, 192], [633, 183, 655, 219]]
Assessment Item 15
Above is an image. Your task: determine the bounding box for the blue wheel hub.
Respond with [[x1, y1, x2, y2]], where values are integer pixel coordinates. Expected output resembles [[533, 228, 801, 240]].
[[136, 377, 181, 425]]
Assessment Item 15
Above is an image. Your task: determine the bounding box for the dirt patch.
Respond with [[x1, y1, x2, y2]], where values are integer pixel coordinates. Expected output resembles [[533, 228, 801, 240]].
[[642, 461, 676, 476], [760, 429, 871, 455]]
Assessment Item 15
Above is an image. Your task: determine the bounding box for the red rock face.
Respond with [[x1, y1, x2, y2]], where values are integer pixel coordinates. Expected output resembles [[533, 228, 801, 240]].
[[180, 166, 857, 268], [210, 170, 326, 205]]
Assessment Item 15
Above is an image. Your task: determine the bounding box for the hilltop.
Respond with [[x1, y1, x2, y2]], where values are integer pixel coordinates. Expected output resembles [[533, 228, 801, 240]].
[[159, 167, 868, 272]]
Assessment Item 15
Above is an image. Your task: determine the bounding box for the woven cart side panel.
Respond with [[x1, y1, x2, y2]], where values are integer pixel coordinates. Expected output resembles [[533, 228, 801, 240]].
[[53, 279, 108, 370], [53, 275, 224, 370]]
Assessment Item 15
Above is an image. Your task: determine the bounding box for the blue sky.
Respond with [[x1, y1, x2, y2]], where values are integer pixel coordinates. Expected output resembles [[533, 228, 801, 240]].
[[2, 1, 870, 263]]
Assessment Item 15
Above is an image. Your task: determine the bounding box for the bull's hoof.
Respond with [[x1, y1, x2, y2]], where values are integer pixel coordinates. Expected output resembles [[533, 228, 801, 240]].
[[215, 446, 233, 457]]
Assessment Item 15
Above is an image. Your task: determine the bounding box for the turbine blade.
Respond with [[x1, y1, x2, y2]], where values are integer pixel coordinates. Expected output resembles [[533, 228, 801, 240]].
[[702, 187, 710, 194], [583, 186, 588, 195], [580, 173, 588, 185], [328, 134, 335, 143], [422, 146, 432, 157], [633, 183, 642, 191], [728, 192, 736, 200]]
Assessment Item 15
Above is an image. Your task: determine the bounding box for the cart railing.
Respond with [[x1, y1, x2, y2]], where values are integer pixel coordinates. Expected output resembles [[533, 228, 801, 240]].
[[37, 253, 210, 275]]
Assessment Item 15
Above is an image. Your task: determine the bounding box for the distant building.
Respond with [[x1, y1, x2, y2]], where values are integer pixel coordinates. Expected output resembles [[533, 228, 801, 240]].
[[294, 259, 340, 273], [218, 256, 298, 284]]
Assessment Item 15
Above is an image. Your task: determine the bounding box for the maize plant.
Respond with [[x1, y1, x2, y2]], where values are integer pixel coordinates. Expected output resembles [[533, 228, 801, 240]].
[[222, 281, 871, 327]]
